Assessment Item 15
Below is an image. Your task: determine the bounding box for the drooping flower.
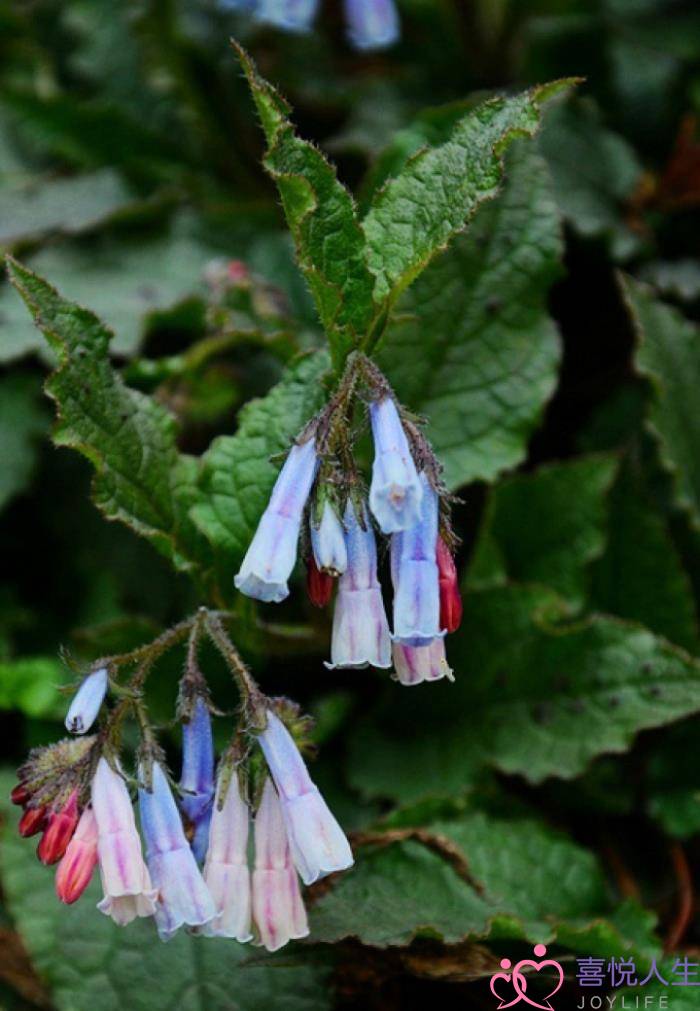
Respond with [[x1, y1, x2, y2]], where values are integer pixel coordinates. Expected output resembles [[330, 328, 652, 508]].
[[56, 807, 99, 904], [344, 0, 400, 51], [254, 0, 319, 32], [235, 438, 318, 603], [392, 638, 452, 687], [252, 777, 309, 951], [37, 790, 80, 865], [65, 667, 109, 735], [306, 556, 334, 608], [91, 757, 157, 926], [258, 710, 353, 885], [369, 396, 423, 534], [391, 473, 443, 646], [326, 500, 391, 670], [201, 771, 252, 941], [310, 501, 347, 576], [179, 697, 215, 863], [139, 761, 217, 940], [437, 537, 463, 633]]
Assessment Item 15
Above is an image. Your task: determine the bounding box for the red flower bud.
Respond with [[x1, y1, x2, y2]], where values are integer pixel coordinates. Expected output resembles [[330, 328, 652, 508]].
[[436, 538, 462, 634], [37, 791, 80, 866], [306, 556, 334, 608], [18, 806, 47, 837], [55, 809, 98, 904], [11, 784, 30, 806]]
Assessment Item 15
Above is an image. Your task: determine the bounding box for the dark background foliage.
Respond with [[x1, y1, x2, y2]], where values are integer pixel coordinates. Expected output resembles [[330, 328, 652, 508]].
[[2, 1, 700, 1008]]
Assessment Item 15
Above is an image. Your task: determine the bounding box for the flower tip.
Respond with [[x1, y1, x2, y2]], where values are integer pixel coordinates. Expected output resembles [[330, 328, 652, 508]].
[[18, 806, 47, 838], [11, 783, 30, 806], [306, 557, 334, 608]]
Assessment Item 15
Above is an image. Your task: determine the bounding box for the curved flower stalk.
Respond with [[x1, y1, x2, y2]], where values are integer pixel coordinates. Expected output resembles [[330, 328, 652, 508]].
[[326, 500, 391, 670], [91, 758, 157, 926], [252, 777, 309, 951], [201, 771, 252, 941], [235, 436, 318, 602], [139, 761, 217, 941], [258, 710, 353, 884], [65, 667, 109, 734]]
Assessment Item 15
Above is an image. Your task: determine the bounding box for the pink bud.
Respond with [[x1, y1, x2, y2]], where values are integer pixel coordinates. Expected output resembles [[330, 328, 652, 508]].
[[437, 538, 462, 633], [38, 791, 79, 866], [18, 806, 47, 838], [56, 808, 98, 904]]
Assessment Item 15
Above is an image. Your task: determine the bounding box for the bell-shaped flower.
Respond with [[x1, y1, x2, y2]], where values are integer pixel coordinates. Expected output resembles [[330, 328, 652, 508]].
[[235, 438, 318, 603], [179, 697, 215, 863], [139, 761, 217, 940], [369, 396, 422, 533], [65, 667, 108, 734], [56, 807, 99, 904], [91, 757, 157, 926], [258, 711, 353, 885], [252, 778, 308, 951], [391, 474, 443, 646], [310, 501, 347, 576], [255, 0, 319, 31], [437, 538, 463, 633], [326, 501, 391, 670], [201, 771, 252, 941], [393, 639, 452, 687], [344, 0, 400, 51], [38, 790, 80, 866]]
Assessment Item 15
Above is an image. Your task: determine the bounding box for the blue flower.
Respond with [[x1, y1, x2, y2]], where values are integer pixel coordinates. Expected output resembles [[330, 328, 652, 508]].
[[369, 396, 423, 533], [65, 667, 109, 734], [344, 0, 400, 51], [235, 437, 319, 602], [179, 697, 215, 863], [254, 0, 320, 32], [391, 473, 443, 646]]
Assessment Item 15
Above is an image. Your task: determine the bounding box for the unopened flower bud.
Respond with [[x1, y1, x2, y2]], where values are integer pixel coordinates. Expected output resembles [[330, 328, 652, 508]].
[[65, 667, 109, 735], [19, 806, 47, 838], [306, 556, 334, 608], [369, 396, 422, 533], [437, 538, 462, 633], [310, 502, 347, 576], [11, 784, 30, 806], [38, 791, 80, 865], [56, 807, 98, 904]]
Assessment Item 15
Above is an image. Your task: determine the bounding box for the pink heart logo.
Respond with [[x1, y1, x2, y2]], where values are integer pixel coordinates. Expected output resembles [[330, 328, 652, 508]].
[[489, 946, 564, 1010]]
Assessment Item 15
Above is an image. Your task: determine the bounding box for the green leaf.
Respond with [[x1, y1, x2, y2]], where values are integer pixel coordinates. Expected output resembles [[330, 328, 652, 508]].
[[0, 169, 137, 251], [590, 460, 700, 652], [362, 79, 575, 305], [0, 374, 48, 512], [624, 276, 700, 530], [348, 585, 700, 804], [539, 99, 644, 260], [311, 807, 659, 957], [0, 657, 66, 719], [468, 454, 619, 608], [0, 778, 333, 1011], [646, 719, 700, 838], [237, 46, 376, 372], [377, 142, 563, 490], [191, 351, 330, 576], [6, 257, 211, 578]]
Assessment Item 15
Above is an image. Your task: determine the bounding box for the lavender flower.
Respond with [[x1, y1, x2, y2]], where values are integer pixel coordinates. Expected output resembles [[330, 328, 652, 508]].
[[255, 0, 319, 31], [65, 667, 108, 734], [179, 697, 215, 863], [391, 473, 443, 646], [310, 501, 347, 576], [139, 762, 217, 940], [258, 711, 353, 885], [91, 758, 157, 926], [201, 771, 252, 941], [369, 397, 422, 533], [344, 0, 400, 51], [235, 438, 318, 603], [326, 501, 391, 670], [252, 778, 308, 951]]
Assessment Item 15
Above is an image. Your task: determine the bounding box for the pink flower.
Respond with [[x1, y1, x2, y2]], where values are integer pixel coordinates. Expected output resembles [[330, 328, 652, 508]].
[[392, 638, 452, 686], [252, 778, 308, 952], [201, 771, 252, 941], [55, 807, 99, 904], [91, 758, 157, 926]]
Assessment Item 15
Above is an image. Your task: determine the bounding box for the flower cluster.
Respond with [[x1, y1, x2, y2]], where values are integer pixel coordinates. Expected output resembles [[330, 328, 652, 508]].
[[236, 354, 462, 686], [10, 613, 353, 949], [219, 0, 400, 52]]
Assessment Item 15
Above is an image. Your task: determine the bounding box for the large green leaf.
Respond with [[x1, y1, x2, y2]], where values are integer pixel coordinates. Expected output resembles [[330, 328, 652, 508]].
[[0, 781, 333, 1011], [191, 351, 330, 577], [624, 276, 700, 530], [0, 373, 48, 512], [468, 454, 618, 608], [377, 143, 563, 490], [6, 257, 211, 578], [348, 585, 700, 803], [362, 79, 574, 305], [238, 47, 376, 372], [311, 807, 659, 957]]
